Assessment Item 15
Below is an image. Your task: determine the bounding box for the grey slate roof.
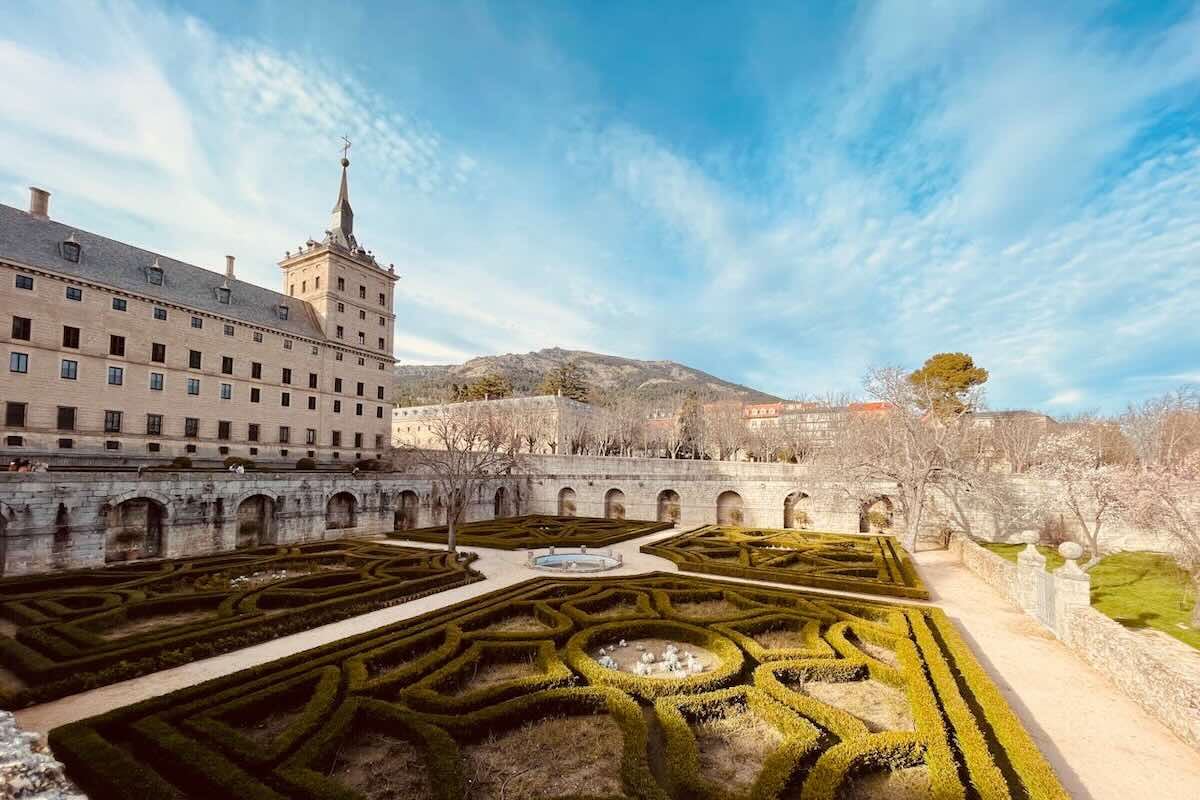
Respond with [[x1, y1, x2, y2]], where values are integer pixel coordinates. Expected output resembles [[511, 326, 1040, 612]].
[[0, 203, 326, 341]]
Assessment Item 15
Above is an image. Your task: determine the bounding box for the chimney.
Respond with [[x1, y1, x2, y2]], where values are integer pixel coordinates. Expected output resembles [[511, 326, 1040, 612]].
[[225, 255, 235, 279], [28, 187, 50, 219]]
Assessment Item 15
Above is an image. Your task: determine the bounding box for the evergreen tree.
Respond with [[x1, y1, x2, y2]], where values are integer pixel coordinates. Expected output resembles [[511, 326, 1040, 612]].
[[908, 353, 988, 415], [458, 373, 513, 401], [537, 360, 590, 402]]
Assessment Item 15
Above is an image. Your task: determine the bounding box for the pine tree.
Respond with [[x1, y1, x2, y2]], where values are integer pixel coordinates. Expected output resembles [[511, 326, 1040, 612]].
[[538, 361, 590, 402]]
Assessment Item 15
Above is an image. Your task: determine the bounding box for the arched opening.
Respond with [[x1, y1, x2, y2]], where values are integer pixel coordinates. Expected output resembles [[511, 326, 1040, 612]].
[[394, 490, 419, 530], [105, 498, 164, 563], [604, 488, 626, 520], [783, 492, 810, 529], [326, 492, 358, 531], [657, 489, 681, 524], [558, 487, 577, 517], [236, 495, 275, 548], [494, 486, 510, 518], [716, 491, 744, 526], [859, 496, 895, 533]]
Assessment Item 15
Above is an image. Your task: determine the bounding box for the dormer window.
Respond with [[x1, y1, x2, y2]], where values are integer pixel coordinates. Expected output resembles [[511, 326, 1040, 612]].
[[148, 261, 164, 285], [61, 236, 81, 263], [278, 304, 289, 320], [217, 286, 231, 304]]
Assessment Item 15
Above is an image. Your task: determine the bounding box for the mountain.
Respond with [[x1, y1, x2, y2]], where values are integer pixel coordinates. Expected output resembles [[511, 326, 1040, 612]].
[[393, 347, 782, 408]]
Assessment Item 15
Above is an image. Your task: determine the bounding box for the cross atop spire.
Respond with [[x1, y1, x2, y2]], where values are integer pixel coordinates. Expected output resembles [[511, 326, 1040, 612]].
[[340, 135, 351, 162], [328, 143, 355, 250]]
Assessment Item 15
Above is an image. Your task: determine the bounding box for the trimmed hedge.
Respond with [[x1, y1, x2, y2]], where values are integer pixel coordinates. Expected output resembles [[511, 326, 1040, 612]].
[[390, 513, 673, 550], [0, 540, 482, 708], [641, 525, 930, 599], [49, 572, 1067, 800]]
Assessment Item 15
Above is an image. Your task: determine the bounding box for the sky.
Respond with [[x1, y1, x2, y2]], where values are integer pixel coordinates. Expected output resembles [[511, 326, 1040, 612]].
[[2, 1, 1198, 414]]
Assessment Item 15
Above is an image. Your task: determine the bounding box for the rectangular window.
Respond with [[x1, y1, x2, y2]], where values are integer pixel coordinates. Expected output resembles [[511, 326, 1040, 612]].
[[57, 406, 75, 431], [376, 386, 385, 400], [378, 292, 386, 306], [307, 396, 316, 410], [218, 420, 231, 440], [221, 356, 234, 375], [15, 275, 33, 290], [107, 366, 123, 385], [359, 310, 366, 320], [378, 337, 386, 350], [150, 372, 163, 391], [336, 325, 344, 339], [61, 359, 77, 380], [356, 382, 364, 397], [109, 334, 125, 356], [189, 350, 201, 369], [359, 285, 366, 299], [278, 426, 290, 444], [335, 352, 344, 362], [224, 324, 234, 336], [311, 345, 319, 355], [281, 391, 291, 407], [315, 277, 320, 289], [5, 402, 26, 426], [279, 306, 289, 321], [379, 316, 385, 326], [11, 316, 31, 340], [187, 378, 200, 395], [154, 307, 167, 320], [334, 377, 343, 392], [301, 280, 306, 292], [104, 410, 122, 433], [333, 400, 342, 413], [250, 387, 261, 403], [355, 403, 363, 416], [283, 339, 293, 350], [337, 302, 345, 312], [357, 332, 365, 345], [151, 342, 166, 362], [309, 372, 318, 389], [220, 382, 232, 400], [375, 434, 384, 449], [251, 361, 262, 379], [184, 417, 199, 438], [376, 406, 383, 419], [191, 316, 203, 329], [112, 297, 127, 311], [331, 430, 341, 446], [147, 442, 161, 452], [105, 440, 121, 450], [146, 414, 162, 435], [248, 423, 260, 442], [379, 362, 385, 371], [305, 428, 316, 445], [354, 432, 363, 448], [337, 277, 345, 291], [66, 286, 82, 301], [62, 326, 80, 348], [357, 357, 365, 366], [253, 331, 263, 343], [148, 267, 163, 285], [217, 287, 230, 304], [281, 368, 292, 384]]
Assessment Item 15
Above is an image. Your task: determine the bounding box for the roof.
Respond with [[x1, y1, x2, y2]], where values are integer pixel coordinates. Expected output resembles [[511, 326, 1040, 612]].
[[0, 203, 326, 341]]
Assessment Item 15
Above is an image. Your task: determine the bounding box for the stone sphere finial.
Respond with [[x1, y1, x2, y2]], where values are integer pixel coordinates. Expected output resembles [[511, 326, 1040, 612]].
[[1058, 541, 1083, 561], [1019, 529, 1040, 545]]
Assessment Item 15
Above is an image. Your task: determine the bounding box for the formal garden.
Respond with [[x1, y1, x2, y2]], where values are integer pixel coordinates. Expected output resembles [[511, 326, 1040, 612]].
[[0, 540, 481, 708], [642, 526, 929, 600], [49, 572, 1065, 800], [391, 514, 673, 550]]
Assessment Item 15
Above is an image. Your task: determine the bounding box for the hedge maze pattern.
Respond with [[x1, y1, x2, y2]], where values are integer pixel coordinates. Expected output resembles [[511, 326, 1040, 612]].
[[50, 573, 1065, 800], [391, 514, 673, 550], [0, 540, 481, 707], [642, 526, 929, 600]]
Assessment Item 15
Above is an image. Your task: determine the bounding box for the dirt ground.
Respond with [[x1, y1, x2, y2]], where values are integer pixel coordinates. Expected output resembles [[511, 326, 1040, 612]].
[[98, 609, 213, 639], [481, 613, 550, 634], [847, 635, 900, 668], [670, 598, 744, 618], [594, 637, 718, 679], [842, 765, 932, 800], [692, 709, 783, 791], [329, 730, 435, 800], [448, 658, 542, 696], [793, 678, 913, 732]]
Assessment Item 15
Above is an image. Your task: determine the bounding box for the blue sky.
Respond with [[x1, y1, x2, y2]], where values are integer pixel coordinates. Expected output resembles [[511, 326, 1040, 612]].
[[2, 1, 1199, 413]]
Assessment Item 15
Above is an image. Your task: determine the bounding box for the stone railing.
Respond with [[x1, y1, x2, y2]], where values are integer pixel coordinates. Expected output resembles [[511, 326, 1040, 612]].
[[950, 532, 1200, 751]]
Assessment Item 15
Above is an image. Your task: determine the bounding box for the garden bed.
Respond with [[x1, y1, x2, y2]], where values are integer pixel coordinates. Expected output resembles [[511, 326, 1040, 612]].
[[390, 514, 672, 550], [49, 573, 1064, 799]]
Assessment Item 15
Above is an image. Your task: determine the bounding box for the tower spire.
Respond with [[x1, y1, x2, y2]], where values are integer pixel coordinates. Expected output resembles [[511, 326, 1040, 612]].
[[328, 137, 355, 249]]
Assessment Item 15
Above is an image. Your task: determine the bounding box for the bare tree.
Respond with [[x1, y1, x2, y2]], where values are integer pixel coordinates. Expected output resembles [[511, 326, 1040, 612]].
[[394, 403, 521, 553], [705, 401, 748, 461], [989, 413, 1049, 473], [1120, 386, 1200, 467]]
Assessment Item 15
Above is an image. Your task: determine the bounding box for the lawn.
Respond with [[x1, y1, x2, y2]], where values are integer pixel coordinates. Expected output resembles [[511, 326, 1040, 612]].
[[980, 543, 1199, 649], [642, 526, 928, 600], [49, 572, 1066, 800], [390, 514, 673, 550]]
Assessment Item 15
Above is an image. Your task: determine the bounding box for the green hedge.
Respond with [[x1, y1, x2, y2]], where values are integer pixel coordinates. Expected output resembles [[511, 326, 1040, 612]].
[[390, 513, 673, 550]]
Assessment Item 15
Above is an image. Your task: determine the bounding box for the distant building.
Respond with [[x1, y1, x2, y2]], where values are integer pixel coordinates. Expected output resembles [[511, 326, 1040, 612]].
[[392, 394, 605, 453]]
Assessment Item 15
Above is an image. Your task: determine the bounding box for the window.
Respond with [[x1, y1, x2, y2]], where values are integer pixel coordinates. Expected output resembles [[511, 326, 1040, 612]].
[[217, 287, 231, 304], [154, 307, 167, 320], [375, 434, 384, 449], [253, 331, 263, 343], [218, 420, 231, 440], [307, 396, 316, 410], [223, 324, 234, 336], [333, 400, 342, 413], [376, 406, 383, 419], [283, 339, 293, 350], [57, 406, 75, 431], [337, 302, 345, 312], [66, 286, 82, 301], [184, 417, 199, 438], [379, 362, 385, 371], [107, 366, 123, 385], [248, 423, 260, 442], [150, 372, 163, 391], [278, 305, 289, 320], [147, 442, 161, 452], [189, 350, 201, 369], [112, 298, 127, 311], [251, 361, 262, 379], [148, 266, 163, 285], [357, 357, 365, 366], [336, 325, 344, 339], [315, 277, 320, 289], [61, 359, 77, 380], [151, 342, 166, 362], [334, 377, 344, 393], [301, 280, 307, 292], [358, 309, 366, 320], [355, 403, 363, 417], [63, 326, 80, 348], [278, 426, 290, 444], [356, 382, 364, 397], [62, 240, 81, 263], [331, 430, 341, 446], [376, 386, 385, 400], [218, 446, 229, 456], [146, 414, 162, 435], [220, 383, 232, 400], [281, 392, 291, 407], [250, 387, 261, 403], [104, 410, 122, 433], [357, 332, 365, 345], [337, 277, 345, 291], [359, 285, 366, 299], [221, 356, 234, 375], [305, 428, 316, 445], [289, 284, 295, 296], [15, 275, 33, 290], [185, 444, 196, 453], [379, 316, 385, 326], [379, 292, 386, 306], [59, 438, 74, 449], [282, 368, 292, 384], [249, 446, 258, 455], [5, 402, 26, 426], [187, 378, 200, 395], [11, 317, 31, 340], [309, 372, 318, 389], [109, 335, 125, 356], [191, 316, 203, 329], [106, 440, 121, 451], [335, 352, 344, 362], [354, 432, 363, 448], [378, 337, 386, 350]]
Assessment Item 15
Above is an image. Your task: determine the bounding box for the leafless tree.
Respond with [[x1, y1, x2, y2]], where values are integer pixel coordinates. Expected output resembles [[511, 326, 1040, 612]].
[[1120, 386, 1200, 467], [394, 403, 521, 553], [988, 413, 1050, 473], [705, 401, 748, 461]]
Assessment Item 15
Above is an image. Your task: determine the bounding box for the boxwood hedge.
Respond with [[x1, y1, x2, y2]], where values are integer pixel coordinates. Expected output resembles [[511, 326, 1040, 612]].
[[49, 573, 1065, 799], [390, 513, 672, 550]]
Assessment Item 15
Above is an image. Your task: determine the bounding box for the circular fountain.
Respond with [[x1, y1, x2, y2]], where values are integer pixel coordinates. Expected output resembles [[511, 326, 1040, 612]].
[[527, 546, 622, 573]]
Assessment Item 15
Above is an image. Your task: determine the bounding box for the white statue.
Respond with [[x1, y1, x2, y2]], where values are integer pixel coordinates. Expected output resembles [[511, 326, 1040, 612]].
[[597, 654, 618, 670], [619, 639, 628, 648], [640, 651, 655, 664]]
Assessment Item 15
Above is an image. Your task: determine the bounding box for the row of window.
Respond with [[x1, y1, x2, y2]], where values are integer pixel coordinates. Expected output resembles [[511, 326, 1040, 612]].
[[289, 276, 388, 307], [3, 402, 382, 449], [12, 274, 391, 363], [1, 434, 372, 461]]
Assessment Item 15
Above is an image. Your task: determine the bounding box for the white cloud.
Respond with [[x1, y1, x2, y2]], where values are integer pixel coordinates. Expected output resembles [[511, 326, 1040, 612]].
[[1047, 389, 1084, 406]]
